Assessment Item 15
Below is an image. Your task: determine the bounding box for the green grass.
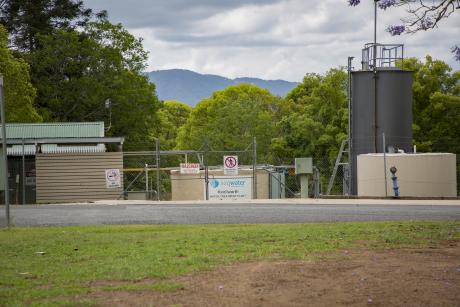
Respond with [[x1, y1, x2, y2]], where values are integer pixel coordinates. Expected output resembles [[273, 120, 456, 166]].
[[0, 221, 459, 306]]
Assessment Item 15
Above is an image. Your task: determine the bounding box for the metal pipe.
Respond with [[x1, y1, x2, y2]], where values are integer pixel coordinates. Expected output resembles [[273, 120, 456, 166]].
[[0, 74, 9, 226], [22, 139, 26, 205], [383, 133, 388, 197], [373, 0, 377, 68], [145, 163, 149, 197], [373, 0, 379, 153], [204, 140, 209, 200], [347, 56, 354, 196], [390, 166, 399, 197], [156, 138, 160, 201]]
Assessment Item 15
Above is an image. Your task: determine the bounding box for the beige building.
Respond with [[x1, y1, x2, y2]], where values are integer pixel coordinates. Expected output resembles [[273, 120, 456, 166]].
[[36, 152, 123, 203], [0, 122, 124, 204], [357, 153, 457, 197], [171, 169, 270, 201]]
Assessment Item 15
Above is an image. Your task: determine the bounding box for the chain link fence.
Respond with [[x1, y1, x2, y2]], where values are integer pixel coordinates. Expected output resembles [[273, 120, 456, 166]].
[[121, 139, 459, 200], [121, 140, 350, 200]]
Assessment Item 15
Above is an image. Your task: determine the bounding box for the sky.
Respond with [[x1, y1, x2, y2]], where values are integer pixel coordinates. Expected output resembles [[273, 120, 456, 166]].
[[83, 0, 459, 82]]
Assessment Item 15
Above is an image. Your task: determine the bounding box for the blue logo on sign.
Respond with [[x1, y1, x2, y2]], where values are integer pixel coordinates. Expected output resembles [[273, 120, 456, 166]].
[[211, 180, 219, 188]]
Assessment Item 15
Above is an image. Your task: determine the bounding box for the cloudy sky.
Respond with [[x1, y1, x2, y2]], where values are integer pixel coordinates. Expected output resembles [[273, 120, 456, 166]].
[[84, 0, 459, 81]]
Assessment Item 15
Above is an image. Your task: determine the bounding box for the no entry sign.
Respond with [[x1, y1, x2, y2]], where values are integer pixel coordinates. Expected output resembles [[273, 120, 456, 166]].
[[223, 155, 238, 175]]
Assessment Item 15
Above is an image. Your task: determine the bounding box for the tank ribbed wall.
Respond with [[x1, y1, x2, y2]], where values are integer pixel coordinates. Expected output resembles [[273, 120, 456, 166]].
[[350, 70, 413, 194]]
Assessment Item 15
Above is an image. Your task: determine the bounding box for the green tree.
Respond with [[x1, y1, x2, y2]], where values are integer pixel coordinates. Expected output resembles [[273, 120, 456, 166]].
[[29, 20, 159, 149], [157, 100, 192, 150], [400, 56, 460, 153], [272, 68, 348, 162], [0, 25, 41, 122], [176, 84, 282, 162], [0, 0, 96, 52]]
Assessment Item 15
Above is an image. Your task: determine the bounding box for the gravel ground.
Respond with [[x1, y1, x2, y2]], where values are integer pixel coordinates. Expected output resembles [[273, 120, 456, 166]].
[[1, 201, 459, 227]]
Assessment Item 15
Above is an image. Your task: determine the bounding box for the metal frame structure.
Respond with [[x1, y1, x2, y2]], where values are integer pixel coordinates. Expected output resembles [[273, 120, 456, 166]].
[[122, 138, 258, 201]]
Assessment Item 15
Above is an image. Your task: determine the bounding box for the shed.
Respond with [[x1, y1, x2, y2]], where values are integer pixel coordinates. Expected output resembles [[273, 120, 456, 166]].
[[0, 122, 124, 204]]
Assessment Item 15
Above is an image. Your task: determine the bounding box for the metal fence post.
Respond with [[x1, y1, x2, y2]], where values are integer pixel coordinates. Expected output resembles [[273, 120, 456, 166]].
[[0, 74, 9, 226], [252, 136, 257, 199], [145, 163, 149, 198], [156, 138, 160, 201], [22, 139, 25, 205], [204, 140, 209, 200]]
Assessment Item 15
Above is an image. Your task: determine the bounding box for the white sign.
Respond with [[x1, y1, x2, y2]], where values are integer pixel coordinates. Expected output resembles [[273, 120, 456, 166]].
[[180, 163, 200, 174], [207, 177, 252, 200], [105, 169, 121, 188], [223, 155, 238, 175]]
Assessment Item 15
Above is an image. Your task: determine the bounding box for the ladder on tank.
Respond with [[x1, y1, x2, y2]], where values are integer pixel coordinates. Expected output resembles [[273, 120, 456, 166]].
[[326, 140, 350, 195]]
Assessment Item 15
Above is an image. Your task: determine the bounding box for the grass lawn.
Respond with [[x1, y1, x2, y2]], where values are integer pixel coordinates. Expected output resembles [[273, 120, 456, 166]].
[[0, 221, 459, 306]]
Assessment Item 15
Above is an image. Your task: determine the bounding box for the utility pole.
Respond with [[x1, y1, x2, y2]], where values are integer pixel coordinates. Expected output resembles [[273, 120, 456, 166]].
[[0, 74, 10, 227]]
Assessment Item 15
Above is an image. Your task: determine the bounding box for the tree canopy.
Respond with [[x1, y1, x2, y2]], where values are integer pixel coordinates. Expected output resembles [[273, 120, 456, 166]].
[[400, 56, 460, 154], [156, 100, 192, 150], [271, 69, 348, 162], [26, 19, 159, 149], [0, 25, 41, 122], [177, 84, 283, 161], [0, 0, 96, 51]]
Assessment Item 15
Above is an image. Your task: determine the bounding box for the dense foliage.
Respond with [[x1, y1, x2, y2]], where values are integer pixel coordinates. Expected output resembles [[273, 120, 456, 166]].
[[0, 0, 94, 51], [401, 56, 460, 154], [0, 25, 41, 122], [156, 100, 192, 150], [176, 84, 283, 161], [271, 69, 348, 162], [29, 20, 159, 149]]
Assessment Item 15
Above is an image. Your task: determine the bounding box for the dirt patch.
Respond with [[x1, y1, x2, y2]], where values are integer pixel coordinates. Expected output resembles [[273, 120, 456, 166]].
[[84, 243, 460, 306]]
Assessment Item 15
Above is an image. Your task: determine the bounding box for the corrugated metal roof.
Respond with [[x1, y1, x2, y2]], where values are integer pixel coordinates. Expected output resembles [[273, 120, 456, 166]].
[[1, 122, 104, 139], [7, 144, 106, 156], [2, 122, 106, 156]]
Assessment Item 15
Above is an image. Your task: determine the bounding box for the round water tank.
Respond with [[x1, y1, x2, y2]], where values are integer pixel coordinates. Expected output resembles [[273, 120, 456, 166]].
[[350, 69, 413, 194]]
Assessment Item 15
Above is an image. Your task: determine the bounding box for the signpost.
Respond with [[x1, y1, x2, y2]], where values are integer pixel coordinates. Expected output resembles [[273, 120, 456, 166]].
[[223, 155, 238, 175], [0, 74, 9, 226]]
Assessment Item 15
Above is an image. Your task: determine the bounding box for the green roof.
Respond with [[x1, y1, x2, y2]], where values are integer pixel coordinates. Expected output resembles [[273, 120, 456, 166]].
[[2, 122, 104, 139]]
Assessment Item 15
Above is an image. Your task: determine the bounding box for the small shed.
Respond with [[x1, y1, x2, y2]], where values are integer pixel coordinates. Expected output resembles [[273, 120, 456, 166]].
[[0, 122, 124, 204]]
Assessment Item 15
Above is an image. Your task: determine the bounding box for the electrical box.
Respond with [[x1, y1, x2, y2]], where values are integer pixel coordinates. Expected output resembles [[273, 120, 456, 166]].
[[295, 158, 313, 175]]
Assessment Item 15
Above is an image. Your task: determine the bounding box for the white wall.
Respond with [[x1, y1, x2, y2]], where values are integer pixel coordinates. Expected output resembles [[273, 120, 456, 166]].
[[357, 153, 457, 197]]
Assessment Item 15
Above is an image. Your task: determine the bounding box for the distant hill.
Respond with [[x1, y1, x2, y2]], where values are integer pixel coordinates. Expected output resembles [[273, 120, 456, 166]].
[[148, 69, 298, 106]]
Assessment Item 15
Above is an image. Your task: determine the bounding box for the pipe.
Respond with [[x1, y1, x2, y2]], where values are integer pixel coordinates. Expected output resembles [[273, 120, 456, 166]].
[[390, 166, 399, 197], [347, 56, 354, 196]]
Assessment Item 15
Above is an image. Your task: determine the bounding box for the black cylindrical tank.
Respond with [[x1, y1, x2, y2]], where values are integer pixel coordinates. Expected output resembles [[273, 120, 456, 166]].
[[350, 69, 413, 194]]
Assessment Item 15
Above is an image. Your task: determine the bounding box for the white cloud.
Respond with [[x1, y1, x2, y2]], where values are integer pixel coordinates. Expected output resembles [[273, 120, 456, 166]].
[[85, 0, 460, 81]]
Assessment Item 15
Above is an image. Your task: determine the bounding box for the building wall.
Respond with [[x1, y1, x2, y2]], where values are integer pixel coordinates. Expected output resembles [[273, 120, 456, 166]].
[[36, 152, 123, 203], [357, 153, 456, 197], [171, 169, 269, 201]]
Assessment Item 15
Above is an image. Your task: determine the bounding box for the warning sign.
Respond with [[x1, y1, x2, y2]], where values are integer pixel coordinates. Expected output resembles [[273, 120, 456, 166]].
[[223, 155, 238, 175], [105, 169, 121, 188], [180, 163, 200, 174]]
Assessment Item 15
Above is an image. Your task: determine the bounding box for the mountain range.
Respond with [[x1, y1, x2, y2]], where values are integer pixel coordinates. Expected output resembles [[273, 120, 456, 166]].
[[148, 69, 298, 106]]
